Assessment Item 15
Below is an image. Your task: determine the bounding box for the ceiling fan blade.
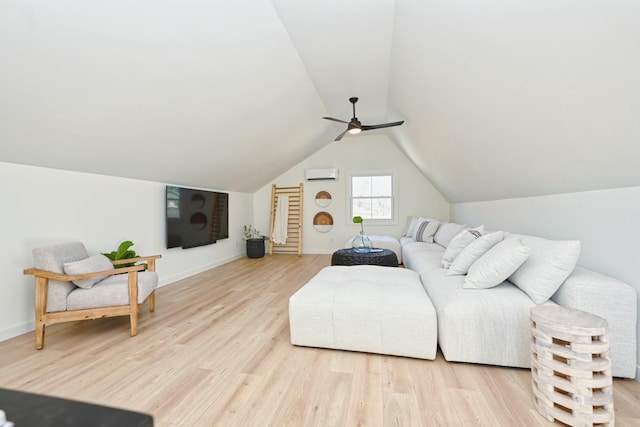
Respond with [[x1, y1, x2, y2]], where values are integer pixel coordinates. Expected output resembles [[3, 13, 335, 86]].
[[323, 117, 349, 124], [334, 129, 349, 141], [361, 120, 405, 131], [323, 97, 405, 141]]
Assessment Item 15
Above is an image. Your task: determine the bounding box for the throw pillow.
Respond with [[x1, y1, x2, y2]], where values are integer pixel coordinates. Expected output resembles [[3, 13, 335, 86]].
[[507, 234, 581, 304], [413, 218, 440, 243], [411, 217, 430, 240], [441, 226, 485, 268], [446, 231, 504, 275], [402, 216, 420, 237], [434, 222, 466, 248], [463, 238, 531, 289], [63, 254, 114, 289]]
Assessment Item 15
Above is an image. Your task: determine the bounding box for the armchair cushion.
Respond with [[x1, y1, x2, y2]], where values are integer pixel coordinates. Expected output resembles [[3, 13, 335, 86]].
[[63, 254, 113, 289], [66, 271, 158, 311], [33, 242, 89, 312]]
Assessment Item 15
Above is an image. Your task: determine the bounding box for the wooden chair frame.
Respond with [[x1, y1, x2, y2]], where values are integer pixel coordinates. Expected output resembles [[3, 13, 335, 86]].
[[24, 255, 161, 350]]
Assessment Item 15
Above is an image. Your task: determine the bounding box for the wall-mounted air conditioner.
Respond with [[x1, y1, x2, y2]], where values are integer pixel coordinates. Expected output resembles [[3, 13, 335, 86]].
[[304, 168, 339, 181]]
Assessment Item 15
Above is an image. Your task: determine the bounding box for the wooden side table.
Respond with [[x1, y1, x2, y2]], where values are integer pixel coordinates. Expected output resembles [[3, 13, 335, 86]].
[[530, 306, 614, 427]]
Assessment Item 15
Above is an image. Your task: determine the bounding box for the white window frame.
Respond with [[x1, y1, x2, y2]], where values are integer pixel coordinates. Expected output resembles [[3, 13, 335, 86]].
[[347, 171, 399, 225]]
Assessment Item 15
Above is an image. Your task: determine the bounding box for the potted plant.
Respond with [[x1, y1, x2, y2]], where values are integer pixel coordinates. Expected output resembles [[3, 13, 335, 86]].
[[243, 225, 266, 258], [102, 240, 140, 268]]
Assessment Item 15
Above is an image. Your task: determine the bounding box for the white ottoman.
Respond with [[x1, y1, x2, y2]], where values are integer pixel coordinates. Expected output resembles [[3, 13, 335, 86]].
[[345, 235, 403, 264], [289, 265, 437, 359]]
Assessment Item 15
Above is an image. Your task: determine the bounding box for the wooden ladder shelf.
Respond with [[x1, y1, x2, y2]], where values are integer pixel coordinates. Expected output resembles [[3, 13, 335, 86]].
[[269, 183, 303, 256]]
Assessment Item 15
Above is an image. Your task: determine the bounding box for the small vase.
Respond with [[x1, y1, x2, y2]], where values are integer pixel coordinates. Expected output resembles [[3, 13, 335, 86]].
[[352, 231, 373, 253]]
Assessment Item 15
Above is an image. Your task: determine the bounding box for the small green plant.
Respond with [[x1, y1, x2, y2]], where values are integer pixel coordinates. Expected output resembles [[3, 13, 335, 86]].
[[243, 225, 262, 240], [352, 216, 365, 233], [103, 240, 138, 268]]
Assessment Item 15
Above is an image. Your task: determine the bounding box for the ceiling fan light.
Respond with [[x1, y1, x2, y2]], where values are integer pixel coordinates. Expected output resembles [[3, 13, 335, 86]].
[[348, 127, 361, 135]]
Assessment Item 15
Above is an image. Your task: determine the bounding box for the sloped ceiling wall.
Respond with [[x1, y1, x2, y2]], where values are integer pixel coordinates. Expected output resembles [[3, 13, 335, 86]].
[[0, 1, 332, 192], [1, 1, 639, 202], [388, 0, 640, 202]]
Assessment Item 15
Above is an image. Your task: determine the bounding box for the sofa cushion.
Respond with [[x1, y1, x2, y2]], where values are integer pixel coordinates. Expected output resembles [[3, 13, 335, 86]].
[[402, 242, 445, 275], [63, 254, 114, 289], [422, 268, 551, 368], [434, 222, 466, 248], [399, 236, 415, 246], [413, 218, 440, 243], [447, 231, 504, 276], [441, 226, 485, 268], [507, 233, 580, 304], [463, 238, 531, 289]]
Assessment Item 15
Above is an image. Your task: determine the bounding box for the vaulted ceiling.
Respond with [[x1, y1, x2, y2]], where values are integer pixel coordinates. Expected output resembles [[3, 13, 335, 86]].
[[1, 1, 639, 203]]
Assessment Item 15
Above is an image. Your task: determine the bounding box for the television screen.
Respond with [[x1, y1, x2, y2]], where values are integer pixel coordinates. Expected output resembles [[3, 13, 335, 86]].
[[166, 186, 229, 249]]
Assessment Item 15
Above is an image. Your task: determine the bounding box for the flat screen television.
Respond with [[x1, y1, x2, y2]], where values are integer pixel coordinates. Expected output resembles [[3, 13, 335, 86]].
[[166, 185, 229, 249]]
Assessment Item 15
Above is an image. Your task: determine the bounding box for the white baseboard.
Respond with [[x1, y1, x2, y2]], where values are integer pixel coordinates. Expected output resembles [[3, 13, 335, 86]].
[[158, 253, 245, 287], [0, 320, 35, 343]]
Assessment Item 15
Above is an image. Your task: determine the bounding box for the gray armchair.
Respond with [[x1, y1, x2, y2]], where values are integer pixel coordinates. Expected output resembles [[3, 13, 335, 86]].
[[23, 241, 161, 349]]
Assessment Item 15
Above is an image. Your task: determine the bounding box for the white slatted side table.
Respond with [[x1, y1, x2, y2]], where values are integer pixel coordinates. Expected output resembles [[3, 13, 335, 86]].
[[530, 305, 614, 427]]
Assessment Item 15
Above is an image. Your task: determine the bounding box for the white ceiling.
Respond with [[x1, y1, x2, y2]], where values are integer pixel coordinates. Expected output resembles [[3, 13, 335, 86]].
[[1, 0, 639, 202]]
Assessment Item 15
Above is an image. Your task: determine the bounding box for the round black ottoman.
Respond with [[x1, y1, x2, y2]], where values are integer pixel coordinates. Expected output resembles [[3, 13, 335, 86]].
[[331, 248, 399, 267]]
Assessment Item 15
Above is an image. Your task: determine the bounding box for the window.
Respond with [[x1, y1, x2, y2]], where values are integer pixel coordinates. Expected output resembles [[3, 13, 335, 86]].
[[350, 173, 395, 221]]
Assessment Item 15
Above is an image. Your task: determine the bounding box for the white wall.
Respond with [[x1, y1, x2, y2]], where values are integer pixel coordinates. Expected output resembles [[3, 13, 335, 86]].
[[253, 135, 449, 253], [0, 162, 252, 342], [451, 186, 640, 379]]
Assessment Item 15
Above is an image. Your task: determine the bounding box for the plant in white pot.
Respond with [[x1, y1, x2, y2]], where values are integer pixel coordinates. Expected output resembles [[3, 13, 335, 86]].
[[243, 225, 266, 258]]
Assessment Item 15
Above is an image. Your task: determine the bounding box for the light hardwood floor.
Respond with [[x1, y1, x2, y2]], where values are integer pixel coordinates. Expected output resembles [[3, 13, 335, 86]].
[[2, 254, 639, 426]]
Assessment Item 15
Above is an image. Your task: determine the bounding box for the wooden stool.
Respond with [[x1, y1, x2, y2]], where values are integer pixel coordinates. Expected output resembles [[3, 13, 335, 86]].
[[530, 305, 614, 427]]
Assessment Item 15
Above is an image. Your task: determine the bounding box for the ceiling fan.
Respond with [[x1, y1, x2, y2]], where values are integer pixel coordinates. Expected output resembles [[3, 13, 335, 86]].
[[323, 97, 404, 141]]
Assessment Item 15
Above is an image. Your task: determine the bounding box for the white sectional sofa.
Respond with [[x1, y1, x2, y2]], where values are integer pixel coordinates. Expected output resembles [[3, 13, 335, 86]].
[[400, 218, 637, 378], [289, 217, 637, 378]]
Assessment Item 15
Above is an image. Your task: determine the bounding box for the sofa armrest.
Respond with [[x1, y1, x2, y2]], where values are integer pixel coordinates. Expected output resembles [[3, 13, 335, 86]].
[[552, 266, 637, 378]]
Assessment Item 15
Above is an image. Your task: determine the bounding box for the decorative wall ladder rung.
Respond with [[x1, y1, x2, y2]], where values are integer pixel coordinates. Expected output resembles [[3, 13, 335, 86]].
[[269, 183, 303, 256]]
